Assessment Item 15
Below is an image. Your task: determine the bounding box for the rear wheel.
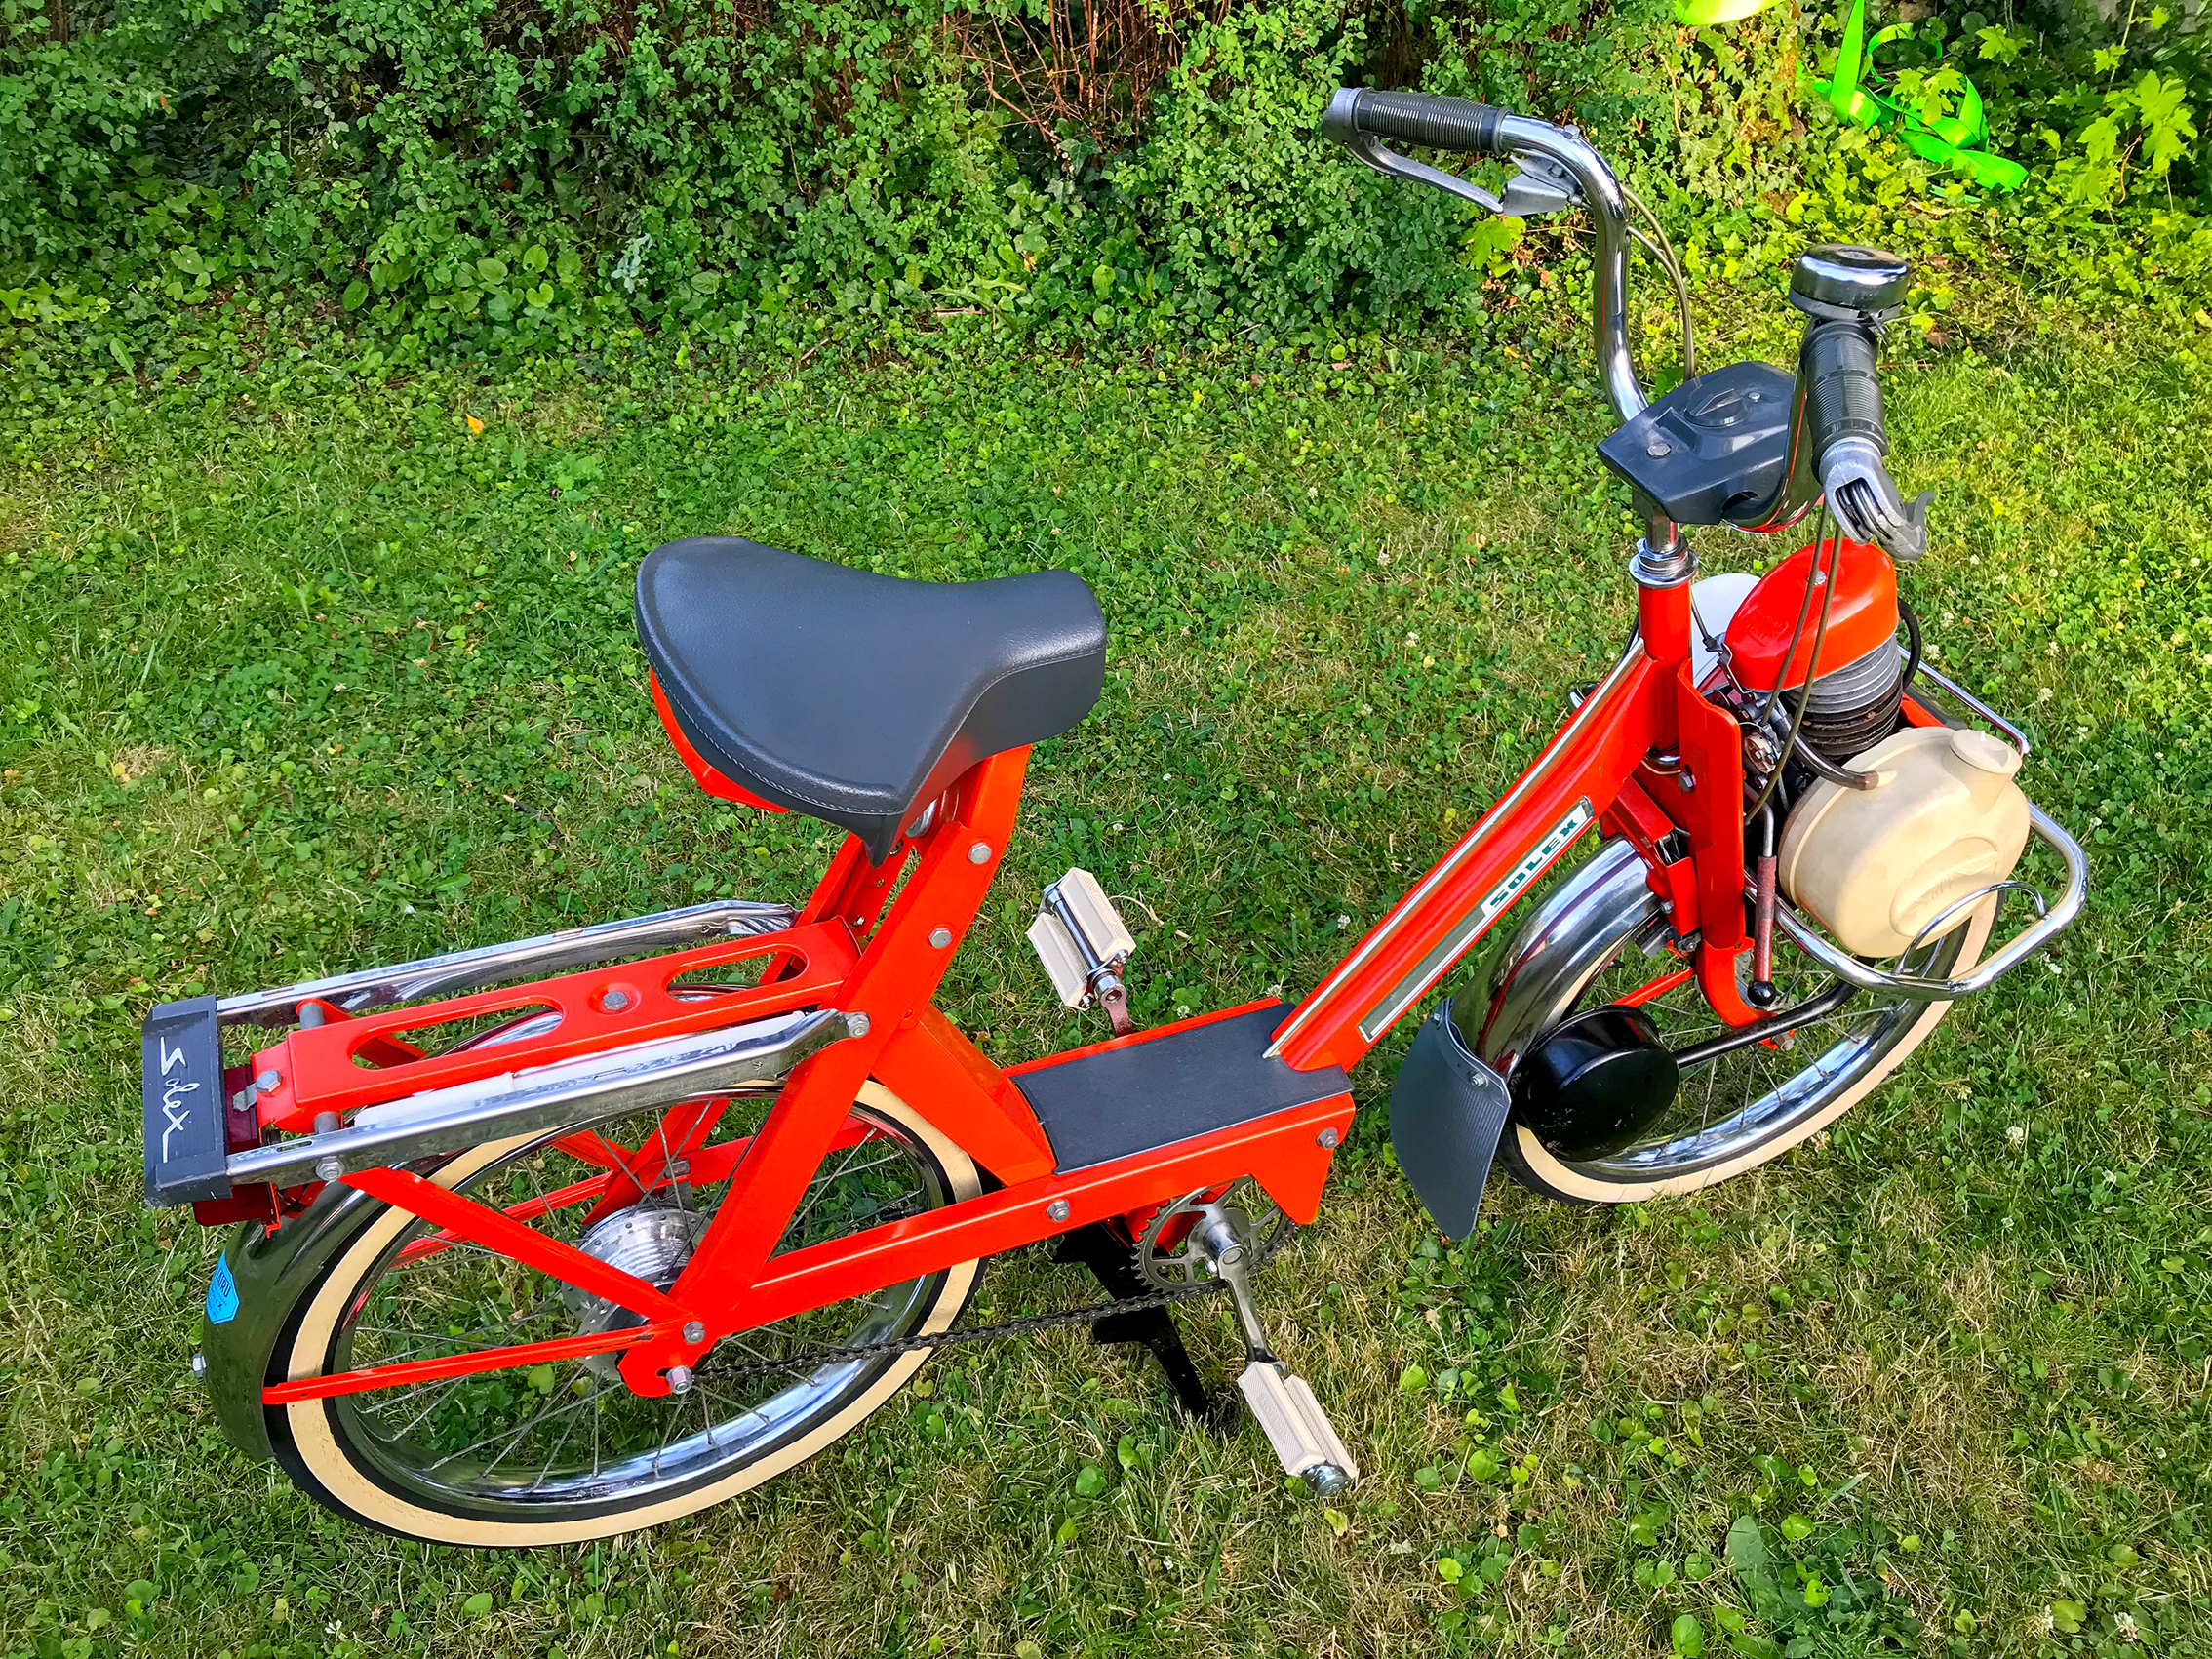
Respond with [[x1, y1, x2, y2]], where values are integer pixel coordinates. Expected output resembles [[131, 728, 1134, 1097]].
[[1480, 841, 1989, 1205], [264, 1080, 980, 1546]]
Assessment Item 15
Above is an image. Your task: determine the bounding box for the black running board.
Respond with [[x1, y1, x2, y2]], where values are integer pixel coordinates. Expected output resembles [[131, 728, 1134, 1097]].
[[1008, 1002, 1350, 1174]]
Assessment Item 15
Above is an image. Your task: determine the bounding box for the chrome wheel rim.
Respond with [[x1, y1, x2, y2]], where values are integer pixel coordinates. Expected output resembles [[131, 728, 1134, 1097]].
[[1542, 920, 1970, 1180], [325, 1099, 952, 1515]]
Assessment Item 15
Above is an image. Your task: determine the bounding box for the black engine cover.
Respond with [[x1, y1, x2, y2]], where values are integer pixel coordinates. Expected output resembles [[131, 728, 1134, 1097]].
[[1510, 1005, 1680, 1161]]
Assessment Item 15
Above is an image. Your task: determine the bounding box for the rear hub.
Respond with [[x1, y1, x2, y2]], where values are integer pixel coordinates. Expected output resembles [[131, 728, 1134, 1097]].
[[562, 1196, 707, 1380]]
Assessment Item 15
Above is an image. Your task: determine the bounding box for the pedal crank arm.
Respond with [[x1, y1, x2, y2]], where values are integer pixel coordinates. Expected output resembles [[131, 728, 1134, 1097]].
[[1192, 1209, 1276, 1362], [1188, 1205, 1361, 1495]]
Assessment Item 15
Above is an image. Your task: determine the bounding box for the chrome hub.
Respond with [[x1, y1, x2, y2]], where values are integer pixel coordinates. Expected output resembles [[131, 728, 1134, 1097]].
[[561, 1196, 707, 1379]]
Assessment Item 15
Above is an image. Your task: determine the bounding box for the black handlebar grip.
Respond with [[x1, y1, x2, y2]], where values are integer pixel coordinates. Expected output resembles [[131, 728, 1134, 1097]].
[[1325, 88, 1509, 155], [1801, 321, 1887, 463]]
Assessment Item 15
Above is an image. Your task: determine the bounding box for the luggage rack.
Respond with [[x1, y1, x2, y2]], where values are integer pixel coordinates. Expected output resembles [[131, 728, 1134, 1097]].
[[211, 896, 798, 1027], [144, 896, 843, 1216]]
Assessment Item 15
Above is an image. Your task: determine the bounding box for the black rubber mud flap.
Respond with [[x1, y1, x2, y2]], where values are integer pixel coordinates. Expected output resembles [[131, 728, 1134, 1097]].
[[1388, 1002, 1514, 1241]]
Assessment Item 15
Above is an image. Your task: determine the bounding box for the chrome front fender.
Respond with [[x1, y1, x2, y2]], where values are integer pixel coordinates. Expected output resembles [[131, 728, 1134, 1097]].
[[1455, 839, 1666, 1077]]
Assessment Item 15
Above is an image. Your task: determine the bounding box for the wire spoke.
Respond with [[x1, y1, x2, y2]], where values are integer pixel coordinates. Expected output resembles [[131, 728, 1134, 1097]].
[[350, 1325, 524, 1354], [335, 1097, 940, 1505], [529, 1387, 588, 1492], [383, 1373, 479, 1439], [425, 1383, 608, 1475], [782, 1147, 906, 1246]]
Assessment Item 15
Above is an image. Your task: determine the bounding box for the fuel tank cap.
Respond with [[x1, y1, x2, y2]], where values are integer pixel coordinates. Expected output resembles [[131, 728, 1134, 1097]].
[[1790, 245, 1911, 318]]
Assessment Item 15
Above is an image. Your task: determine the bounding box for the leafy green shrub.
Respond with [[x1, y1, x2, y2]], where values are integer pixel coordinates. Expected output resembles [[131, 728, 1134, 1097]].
[[1860, 0, 2207, 210], [0, 0, 1667, 329], [0, 0, 2204, 357]]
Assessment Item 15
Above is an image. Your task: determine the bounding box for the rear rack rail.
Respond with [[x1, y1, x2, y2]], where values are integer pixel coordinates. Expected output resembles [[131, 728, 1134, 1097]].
[[214, 897, 798, 1028]]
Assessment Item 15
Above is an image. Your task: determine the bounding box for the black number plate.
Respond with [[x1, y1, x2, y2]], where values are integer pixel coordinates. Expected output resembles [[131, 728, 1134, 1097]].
[[142, 997, 230, 1207]]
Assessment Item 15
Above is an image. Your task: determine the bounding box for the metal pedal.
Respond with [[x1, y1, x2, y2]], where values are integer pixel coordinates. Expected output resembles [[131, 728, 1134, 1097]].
[[1027, 869, 1138, 1034], [1180, 1196, 1359, 1496], [1239, 1361, 1359, 1495]]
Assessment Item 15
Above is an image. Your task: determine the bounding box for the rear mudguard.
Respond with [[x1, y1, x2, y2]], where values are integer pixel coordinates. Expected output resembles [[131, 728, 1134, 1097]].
[[1388, 840, 1663, 1235], [197, 1180, 390, 1463]]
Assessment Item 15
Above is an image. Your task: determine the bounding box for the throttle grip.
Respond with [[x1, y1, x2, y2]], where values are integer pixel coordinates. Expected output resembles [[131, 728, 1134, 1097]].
[[1800, 322, 1886, 466], [1800, 319, 1928, 559], [1322, 88, 1510, 156]]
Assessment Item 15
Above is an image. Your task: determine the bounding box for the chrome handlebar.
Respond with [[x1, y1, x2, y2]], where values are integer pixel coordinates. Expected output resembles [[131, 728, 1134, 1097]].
[[1324, 90, 1938, 566], [1321, 89, 1647, 426]]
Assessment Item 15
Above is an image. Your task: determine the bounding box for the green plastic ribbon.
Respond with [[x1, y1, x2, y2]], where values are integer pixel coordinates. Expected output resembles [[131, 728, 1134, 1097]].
[[1673, 0, 1782, 23], [1810, 0, 2028, 191], [1674, 0, 2026, 192]]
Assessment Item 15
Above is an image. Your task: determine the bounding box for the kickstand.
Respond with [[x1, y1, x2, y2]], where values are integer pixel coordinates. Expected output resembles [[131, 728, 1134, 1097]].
[[1054, 1222, 1222, 1422]]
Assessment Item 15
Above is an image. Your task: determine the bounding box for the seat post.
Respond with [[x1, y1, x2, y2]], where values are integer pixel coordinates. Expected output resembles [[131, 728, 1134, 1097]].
[[793, 749, 1033, 951]]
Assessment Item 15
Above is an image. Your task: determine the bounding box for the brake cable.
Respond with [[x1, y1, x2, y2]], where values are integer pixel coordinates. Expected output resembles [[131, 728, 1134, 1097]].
[[1745, 500, 1839, 825], [1622, 180, 1695, 382]]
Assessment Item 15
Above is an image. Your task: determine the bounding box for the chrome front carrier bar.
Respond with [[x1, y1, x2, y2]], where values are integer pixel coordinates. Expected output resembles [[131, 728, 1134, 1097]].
[[1766, 659, 2087, 1002], [1772, 802, 2085, 1003], [215, 897, 799, 1027], [227, 1007, 855, 1190]]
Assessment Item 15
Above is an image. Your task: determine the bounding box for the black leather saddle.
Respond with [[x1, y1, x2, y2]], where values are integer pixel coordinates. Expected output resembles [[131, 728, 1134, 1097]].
[[636, 537, 1107, 863]]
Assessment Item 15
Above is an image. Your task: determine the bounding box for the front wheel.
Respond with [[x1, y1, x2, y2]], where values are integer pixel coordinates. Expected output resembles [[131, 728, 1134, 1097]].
[[1476, 840, 1989, 1205], [262, 1080, 981, 1546]]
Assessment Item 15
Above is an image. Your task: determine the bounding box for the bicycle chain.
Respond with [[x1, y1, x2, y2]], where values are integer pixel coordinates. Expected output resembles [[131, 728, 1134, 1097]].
[[700, 1275, 1231, 1387], [696, 1215, 1287, 1388]]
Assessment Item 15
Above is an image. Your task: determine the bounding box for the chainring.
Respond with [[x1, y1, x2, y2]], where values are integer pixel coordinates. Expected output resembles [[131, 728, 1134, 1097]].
[[1132, 1177, 1291, 1291]]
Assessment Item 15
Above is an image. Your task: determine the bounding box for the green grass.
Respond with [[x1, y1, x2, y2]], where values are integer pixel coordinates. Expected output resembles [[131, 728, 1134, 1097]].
[[2, 279, 2210, 1659]]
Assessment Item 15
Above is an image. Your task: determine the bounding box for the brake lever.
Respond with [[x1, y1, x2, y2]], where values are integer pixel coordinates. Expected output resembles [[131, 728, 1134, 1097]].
[[1820, 437, 1930, 562], [1340, 132, 1586, 224], [1338, 132, 1503, 213]]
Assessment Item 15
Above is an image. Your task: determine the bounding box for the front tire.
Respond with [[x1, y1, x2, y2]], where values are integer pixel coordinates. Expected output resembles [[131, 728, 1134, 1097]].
[[263, 1081, 980, 1546], [1477, 841, 1991, 1205]]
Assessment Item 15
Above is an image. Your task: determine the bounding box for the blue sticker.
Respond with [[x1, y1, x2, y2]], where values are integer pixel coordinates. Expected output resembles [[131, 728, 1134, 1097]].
[[206, 1256, 240, 1325]]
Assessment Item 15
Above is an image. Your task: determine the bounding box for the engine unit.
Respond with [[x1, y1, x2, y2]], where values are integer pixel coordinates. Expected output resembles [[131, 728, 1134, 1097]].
[[1721, 536, 1905, 766], [1777, 726, 2032, 957], [1688, 548, 2033, 958]]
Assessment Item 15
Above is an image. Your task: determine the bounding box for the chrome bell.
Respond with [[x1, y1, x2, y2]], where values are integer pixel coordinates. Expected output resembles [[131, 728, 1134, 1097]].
[[1789, 245, 1911, 321]]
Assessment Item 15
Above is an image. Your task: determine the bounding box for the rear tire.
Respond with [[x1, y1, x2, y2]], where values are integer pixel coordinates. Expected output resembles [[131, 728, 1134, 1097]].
[[263, 1081, 980, 1546]]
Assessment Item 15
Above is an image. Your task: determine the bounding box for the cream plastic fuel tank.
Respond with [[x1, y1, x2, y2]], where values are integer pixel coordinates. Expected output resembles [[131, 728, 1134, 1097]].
[[1776, 726, 2031, 958]]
